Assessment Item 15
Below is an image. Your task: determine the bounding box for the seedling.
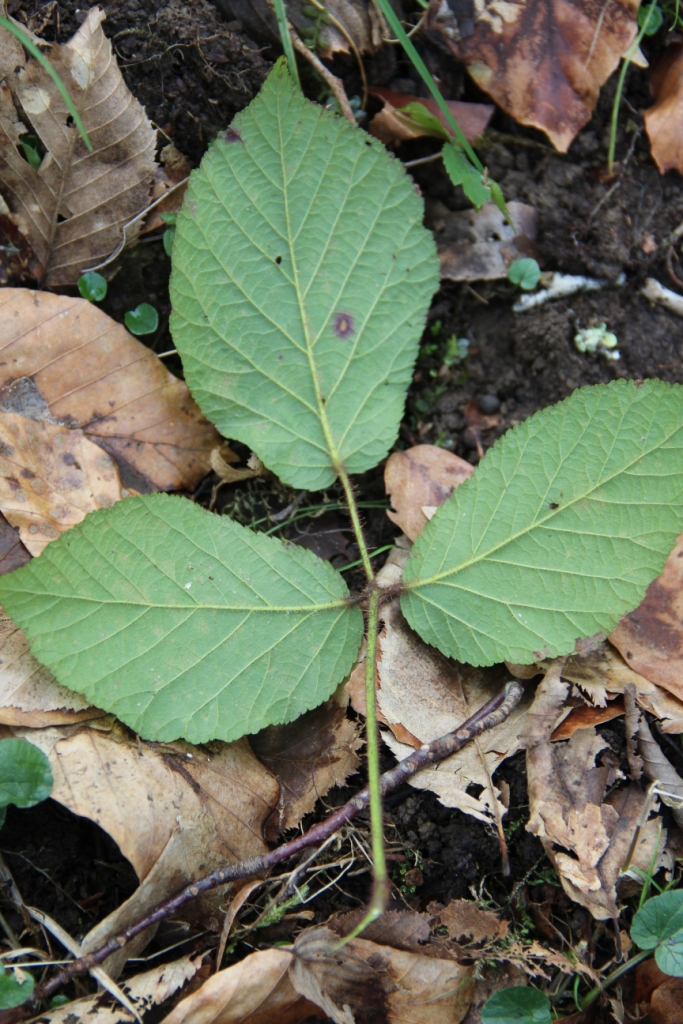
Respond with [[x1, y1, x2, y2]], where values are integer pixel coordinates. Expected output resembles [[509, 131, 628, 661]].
[[632, 889, 683, 975], [508, 257, 541, 291], [124, 303, 158, 336], [0, 737, 53, 829], [1, 63, 683, 943], [574, 322, 620, 360], [160, 213, 177, 256], [78, 271, 108, 303], [481, 986, 552, 1023], [0, 966, 34, 1011]]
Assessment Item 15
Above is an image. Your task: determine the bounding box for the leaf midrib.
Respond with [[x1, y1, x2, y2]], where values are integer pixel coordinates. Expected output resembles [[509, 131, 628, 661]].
[[405, 412, 680, 591], [13, 594, 348, 613]]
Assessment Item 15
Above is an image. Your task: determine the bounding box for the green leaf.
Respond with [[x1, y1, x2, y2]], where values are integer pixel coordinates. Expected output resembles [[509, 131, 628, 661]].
[[508, 258, 541, 291], [125, 303, 158, 336], [402, 380, 683, 666], [0, 966, 34, 1010], [638, 3, 663, 34], [78, 271, 108, 302], [0, 494, 363, 744], [632, 891, 683, 976], [170, 60, 439, 491], [0, 738, 52, 809], [442, 143, 490, 209], [399, 102, 449, 139], [481, 987, 552, 1023]]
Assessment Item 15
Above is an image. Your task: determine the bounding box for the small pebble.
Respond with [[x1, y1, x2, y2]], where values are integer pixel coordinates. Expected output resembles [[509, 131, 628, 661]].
[[478, 394, 500, 414]]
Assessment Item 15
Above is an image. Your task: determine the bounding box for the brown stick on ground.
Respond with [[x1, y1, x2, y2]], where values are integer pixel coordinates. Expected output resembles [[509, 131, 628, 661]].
[[0, 679, 524, 1022]]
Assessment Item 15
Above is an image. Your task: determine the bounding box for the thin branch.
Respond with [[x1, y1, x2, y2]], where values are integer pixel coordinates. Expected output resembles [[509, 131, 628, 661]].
[[290, 32, 356, 124], [1, 679, 525, 1022]]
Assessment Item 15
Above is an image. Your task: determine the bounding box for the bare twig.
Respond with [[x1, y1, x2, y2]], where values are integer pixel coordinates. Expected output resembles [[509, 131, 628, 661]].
[[290, 32, 356, 123], [0, 679, 524, 1022]]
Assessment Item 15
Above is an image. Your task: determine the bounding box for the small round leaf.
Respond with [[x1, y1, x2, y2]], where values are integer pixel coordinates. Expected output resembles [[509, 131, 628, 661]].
[[632, 890, 683, 976], [0, 738, 53, 809], [638, 3, 663, 34], [507, 258, 541, 291], [482, 986, 552, 1023], [78, 271, 108, 303], [125, 303, 159, 336], [0, 966, 34, 1009]]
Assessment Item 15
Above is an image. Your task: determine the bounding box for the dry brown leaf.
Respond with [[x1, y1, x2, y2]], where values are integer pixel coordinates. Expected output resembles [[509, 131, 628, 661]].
[[0, 510, 30, 576], [251, 685, 362, 840], [378, 599, 529, 823], [144, 143, 192, 234], [523, 662, 666, 921], [551, 701, 625, 740], [0, 290, 219, 491], [368, 88, 493, 146], [637, 715, 683, 829], [0, 606, 101, 727], [15, 721, 279, 967], [385, 444, 473, 542], [432, 201, 538, 282], [610, 533, 683, 702], [0, 413, 122, 555], [644, 45, 683, 175], [161, 948, 322, 1024], [0, 8, 156, 286], [290, 925, 475, 1024], [435, 900, 508, 944], [427, 0, 639, 152], [220, 0, 385, 55]]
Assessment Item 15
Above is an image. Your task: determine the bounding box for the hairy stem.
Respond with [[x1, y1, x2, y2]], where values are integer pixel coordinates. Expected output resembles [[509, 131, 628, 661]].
[[337, 466, 375, 582], [2, 681, 524, 1022]]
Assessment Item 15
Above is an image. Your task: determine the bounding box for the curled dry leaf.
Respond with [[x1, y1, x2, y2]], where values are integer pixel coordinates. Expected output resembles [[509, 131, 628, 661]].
[[431, 201, 538, 282], [426, 0, 638, 152], [385, 444, 473, 542], [433, 899, 508, 945], [523, 662, 666, 921], [14, 721, 279, 966], [611, 533, 683, 703], [0, 413, 122, 555], [290, 925, 475, 1024], [251, 684, 362, 840], [636, 715, 683, 830], [161, 948, 322, 1024], [644, 45, 683, 175], [0, 290, 219, 491], [367, 88, 493, 146], [0, 606, 101, 727], [0, 8, 156, 285]]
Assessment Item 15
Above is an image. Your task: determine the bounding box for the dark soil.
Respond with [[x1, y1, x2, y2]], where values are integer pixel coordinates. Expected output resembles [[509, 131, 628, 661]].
[[5, 2, 683, 1020]]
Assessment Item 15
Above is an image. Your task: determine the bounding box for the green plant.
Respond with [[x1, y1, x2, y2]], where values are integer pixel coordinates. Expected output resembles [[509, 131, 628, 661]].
[[608, 2, 658, 173], [508, 258, 541, 291], [632, 889, 683, 975], [124, 303, 158, 336], [0, 965, 34, 1010], [481, 986, 552, 1023], [78, 271, 108, 303], [0, 737, 53, 828], [1, 62, 683, 939], [160, 213, 177, 255]]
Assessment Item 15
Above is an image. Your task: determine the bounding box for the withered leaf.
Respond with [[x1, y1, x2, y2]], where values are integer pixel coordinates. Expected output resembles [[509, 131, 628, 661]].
[[368, 88, 493, 147], [0, 413, 122, 555], [427, 0, 639, 152], [0, 510, 30, 576], [0, 8, 156, 285], [385, 444, 473, 542], [432, 201, 538, 283], [435, 900, 508, 945], [644, 44, 683, 175], [0, 290, 219, 491], [217, 0, 385, 55]]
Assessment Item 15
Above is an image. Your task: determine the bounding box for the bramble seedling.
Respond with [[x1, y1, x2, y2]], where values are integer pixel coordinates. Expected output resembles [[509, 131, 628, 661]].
[[508, 257, 541, 291], [78, 271, 108, 303], [124, 303, 158, 336]]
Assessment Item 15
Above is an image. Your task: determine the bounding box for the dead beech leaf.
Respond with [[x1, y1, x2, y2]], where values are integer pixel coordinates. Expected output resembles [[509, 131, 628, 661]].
[[0, 8, 156, 286], [378, 599, 529, 824], [144, 143, 192, 234], [0, 606, 101, 728], [161, 948, 322, 1024], [368, 88, 493, 146], [220, 0, 385, 56], [251, 685, 362, 840], [523, 663, 666, 921], [637, 715, 683, 829], [427, 0, 639, 152], [432, 201, 538, 282], [385, 444, 473, 542], [16, 721, 279, 966], [0, 510, 30, 576], [290, 925, 475, 1024], [610, 533, 683, 703], [434, 900, 508, 945], [0, 413, 122, 555], [644, 45, 683, 175], [0, 290, 219, 491]]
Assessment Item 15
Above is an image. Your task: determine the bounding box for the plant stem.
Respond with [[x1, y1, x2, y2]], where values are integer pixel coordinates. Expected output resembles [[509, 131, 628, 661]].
[[608, 7, 653, 174], [271, 0, 302, 92], [337, 467, 375, 582], [577, 948, 650, 1010], [3, 681, 524, 1022]]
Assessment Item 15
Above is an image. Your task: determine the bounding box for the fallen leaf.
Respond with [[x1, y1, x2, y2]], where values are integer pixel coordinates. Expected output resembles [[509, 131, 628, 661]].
[[523, 662, 666, 921], [427, 0, 639, 152], [144, 143, 192, 233], [550, 700, 625, 740], [251, 685, 362, 840], [0, 290, 219, 491], [378, 599, 529, 824], [15, 721, 279, 967], [610, 533, 683, 703], [650, 976, 683, 1024], [644, 45, 683, 175], [46, 954, 202, 1024], [290, 925, 475, 1024], [0, 510, 30, 576], [434, 899, 508, 944], [0, 606, 101, 727], [431, 201, 538, 282], [636, 715, 683, 830], [210, 446, 261, 486], [368, 88, 493, 146], [161, 947, 322, 1024], [0, 9, 157, 286], [220, 0, 385, 55], [385, 444, 473, 542], [0, 412, 122, 555]]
